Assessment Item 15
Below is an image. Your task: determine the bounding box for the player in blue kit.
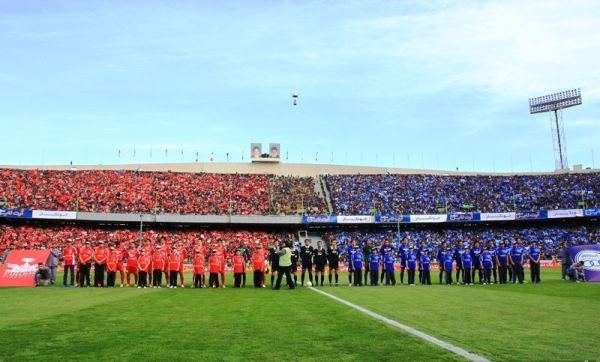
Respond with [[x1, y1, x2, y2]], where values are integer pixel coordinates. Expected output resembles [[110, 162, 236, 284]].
[[406, 247, 418, 286], [352, 246, 363, 286], [383, 251, 396, 285], [453, 242, 464, 284], [496, 240, 511, 284], [418, 249, 431, 285], [443, 247, 454, 285], [528, 241, 541, 283], [470, 241, 483, 284], [379, 239, 394, 284], [481, 248, 494, 284], [362, 240, 372, 286], [510, 238, 525, 284], [346, 240, 357, 286], [368, 248, 380, 286], [437, 242, 448, 284], [398, 238, 409, 284], [486, 241, 498, 284], [461, 247, 473, 285]]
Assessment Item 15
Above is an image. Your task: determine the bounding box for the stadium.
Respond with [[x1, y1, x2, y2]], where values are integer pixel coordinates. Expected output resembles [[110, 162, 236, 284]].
[[1, 1, 600, 362], [1, 162, 599, 361]]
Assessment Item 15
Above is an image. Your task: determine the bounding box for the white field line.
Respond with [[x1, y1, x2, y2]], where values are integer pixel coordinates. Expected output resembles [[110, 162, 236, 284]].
[[309, 287, 491, 362]]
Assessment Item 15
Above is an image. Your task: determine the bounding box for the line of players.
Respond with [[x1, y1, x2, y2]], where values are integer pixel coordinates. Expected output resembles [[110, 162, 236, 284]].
[[59, 239, 297, 289], [337, 236, 542, 286], [57, 236, 542, 289], [60, 239, 247, 289]]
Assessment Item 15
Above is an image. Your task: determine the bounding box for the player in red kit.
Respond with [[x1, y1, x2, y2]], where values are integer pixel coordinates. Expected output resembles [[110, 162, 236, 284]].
[[125, 243, 139, 287], [152, 245, 166, 288], [78, 241, 93, 287], [208, 250, 221, 288], [177, 243, 186, 288], [192, 249, 206, 288], [252, 248, 266, 288], [233, 249, 246, 288], [218, 246, 227, 288], [61, 241, 77, 287], [106, 244, 120, 288], [93, 241, 108, 287], [137, 250, 152, 288], [168, 246, 181, 288], [116, 242, 126, 287]]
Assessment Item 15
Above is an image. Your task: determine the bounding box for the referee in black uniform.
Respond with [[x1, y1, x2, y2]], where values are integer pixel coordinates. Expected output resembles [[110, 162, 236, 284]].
[[300, 239, 314, 286], [313, 240, 328, 287], [327, 240, 340, 286]]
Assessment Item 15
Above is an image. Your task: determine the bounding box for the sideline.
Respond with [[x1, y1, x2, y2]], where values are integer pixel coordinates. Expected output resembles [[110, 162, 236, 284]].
[[309, 287, 491, 362]]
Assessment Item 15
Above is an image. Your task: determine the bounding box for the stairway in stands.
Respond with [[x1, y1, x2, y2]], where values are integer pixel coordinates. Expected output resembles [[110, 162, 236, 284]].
[[315, 175, 333, 215]]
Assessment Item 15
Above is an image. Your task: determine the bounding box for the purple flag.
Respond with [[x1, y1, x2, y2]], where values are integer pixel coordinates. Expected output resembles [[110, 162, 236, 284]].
[[568, 245, 600, 282]]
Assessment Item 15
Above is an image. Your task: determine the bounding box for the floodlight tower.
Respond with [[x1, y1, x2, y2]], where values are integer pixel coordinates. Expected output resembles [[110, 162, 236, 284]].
[[529, 89, 582, 170]]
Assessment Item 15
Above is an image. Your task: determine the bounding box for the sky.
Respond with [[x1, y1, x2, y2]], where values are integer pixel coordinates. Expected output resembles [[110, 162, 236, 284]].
[[0, 0, 599, 172]]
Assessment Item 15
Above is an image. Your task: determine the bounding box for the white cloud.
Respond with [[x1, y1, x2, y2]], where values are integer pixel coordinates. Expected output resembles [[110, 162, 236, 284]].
[[350, 0, 600, 101]]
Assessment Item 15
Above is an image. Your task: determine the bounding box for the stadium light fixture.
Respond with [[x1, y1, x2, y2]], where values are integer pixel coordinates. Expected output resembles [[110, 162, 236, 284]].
[[529, 89, 582, 170]]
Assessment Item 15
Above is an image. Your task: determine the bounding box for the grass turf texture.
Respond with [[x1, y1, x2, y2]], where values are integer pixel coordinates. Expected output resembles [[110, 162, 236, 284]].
[[0, 272, 459, 362], [325, 269, 600, 361], [0, 269, 596, 361]]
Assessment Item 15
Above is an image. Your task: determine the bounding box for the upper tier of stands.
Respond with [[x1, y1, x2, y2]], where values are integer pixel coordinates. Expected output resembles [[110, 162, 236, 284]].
[[327, 173, 600, 214], [0, 167, 598, 215]]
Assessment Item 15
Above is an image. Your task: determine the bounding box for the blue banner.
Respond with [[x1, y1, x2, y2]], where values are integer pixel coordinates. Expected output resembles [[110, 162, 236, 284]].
[[448, 212, 480, 222], [376, 215, 410, 223], [568, 245, 600, 282], [0, 208, 33, 219], [584, 208, 600, 217], [303, 215, 337, 224], [515, 210, 548, 220]]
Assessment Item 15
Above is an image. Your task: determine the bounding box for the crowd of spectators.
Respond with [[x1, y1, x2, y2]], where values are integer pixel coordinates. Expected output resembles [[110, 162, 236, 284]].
[[1, 169, 599, 217], [269, 176, 328, 215], [0, 169, 270, 215], [326, 173, 600, 215], [0, 225, 294, 263], [324, 224, 600, 261]]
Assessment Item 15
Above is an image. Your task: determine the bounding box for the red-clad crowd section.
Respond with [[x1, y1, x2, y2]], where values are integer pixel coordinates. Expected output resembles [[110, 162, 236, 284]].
[[0, 169, 270, 215], [0, 224, 293, 261]]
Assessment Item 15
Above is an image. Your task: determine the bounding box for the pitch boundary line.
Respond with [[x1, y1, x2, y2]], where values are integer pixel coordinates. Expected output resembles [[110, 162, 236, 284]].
[[308, 287, 491, 362]]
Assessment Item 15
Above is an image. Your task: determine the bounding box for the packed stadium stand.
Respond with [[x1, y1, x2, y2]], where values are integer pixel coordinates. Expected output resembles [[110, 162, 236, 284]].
[[0, 163, 599, 261], [326, 173, 600, 215]]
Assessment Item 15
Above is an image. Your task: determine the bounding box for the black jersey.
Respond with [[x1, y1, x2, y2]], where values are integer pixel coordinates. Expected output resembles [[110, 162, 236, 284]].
[[300, 245, 314, 265], [327, 247, 340, 265], [269, 249, 280, 268], [313, 247, 327, 266], [291, 249, 299, 266]]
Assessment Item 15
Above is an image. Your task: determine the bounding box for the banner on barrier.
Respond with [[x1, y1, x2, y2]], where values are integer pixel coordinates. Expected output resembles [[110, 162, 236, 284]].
[[409, 214, 447, 223], [0, 208, 32, 219], [480, 212, 516, 221], [515, 211, 547, 220], [547, 209, 583, 219], [376, 215, 410, 223], [567, 245, 600, 282], [32, 210, 77, 220], [337, 215, 374, 224], [448, 212, 480, 222], [0, 250, 51, 287], [303, 215, 337, 224], [584, 208, 600, 217]]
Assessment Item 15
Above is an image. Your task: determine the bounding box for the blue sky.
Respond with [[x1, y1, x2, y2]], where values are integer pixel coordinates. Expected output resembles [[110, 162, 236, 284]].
[[1, 0, 599, 172]]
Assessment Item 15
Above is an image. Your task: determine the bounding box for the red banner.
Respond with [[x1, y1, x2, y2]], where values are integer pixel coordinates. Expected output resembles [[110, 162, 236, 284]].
[[0, 250, 51, 287]]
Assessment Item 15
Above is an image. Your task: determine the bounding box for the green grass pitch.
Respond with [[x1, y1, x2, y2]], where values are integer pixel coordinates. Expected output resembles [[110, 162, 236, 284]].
[[0, 269, 597, 361]]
